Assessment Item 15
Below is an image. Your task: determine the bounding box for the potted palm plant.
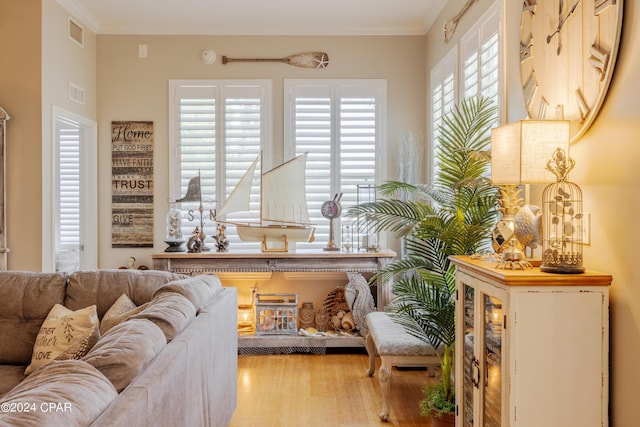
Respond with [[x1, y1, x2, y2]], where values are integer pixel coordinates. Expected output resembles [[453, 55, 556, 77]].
[[347, 96, 499, 426]]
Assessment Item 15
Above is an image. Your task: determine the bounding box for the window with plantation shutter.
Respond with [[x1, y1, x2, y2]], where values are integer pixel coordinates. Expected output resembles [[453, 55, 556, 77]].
[[460, 4, 501, 103], [431, 48, 458, 183], [55, 117, 81, 271], [50, 109, 97, 273], [284, 80, 386, 250], [169, 80, 271, 250], [430, 0, 502, 182]]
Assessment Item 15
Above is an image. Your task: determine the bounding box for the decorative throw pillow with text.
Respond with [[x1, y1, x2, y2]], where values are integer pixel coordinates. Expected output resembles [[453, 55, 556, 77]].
[[25, 304, 99, 375]]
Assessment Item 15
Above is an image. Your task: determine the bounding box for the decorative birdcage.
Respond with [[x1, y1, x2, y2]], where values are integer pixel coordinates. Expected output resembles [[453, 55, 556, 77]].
[[540, 148, 584, 274]]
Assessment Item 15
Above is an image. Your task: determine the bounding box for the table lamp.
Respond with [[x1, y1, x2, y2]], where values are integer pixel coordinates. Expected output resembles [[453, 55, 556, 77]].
[[490, 120, 571, 267]]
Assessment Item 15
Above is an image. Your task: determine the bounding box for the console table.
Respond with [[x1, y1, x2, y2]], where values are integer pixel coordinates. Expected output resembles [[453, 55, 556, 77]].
[[152, 250, 397, 352], [152, 249, 397, 309]]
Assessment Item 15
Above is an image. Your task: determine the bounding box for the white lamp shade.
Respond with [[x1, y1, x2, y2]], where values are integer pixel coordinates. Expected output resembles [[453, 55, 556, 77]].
[[491, 120, 570, 184]]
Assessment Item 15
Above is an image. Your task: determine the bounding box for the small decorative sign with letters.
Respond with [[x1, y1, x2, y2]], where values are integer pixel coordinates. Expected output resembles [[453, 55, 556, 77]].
[[111, 121, 154, 247]]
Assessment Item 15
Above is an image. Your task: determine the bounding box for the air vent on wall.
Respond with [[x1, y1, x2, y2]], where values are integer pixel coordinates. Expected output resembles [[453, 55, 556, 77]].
[[68, 83, 85, 105], [68, 17, 84, 47]]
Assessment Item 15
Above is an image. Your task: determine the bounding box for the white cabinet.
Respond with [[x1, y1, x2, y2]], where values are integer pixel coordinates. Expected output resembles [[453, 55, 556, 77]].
[[450, 256, 611, 427]]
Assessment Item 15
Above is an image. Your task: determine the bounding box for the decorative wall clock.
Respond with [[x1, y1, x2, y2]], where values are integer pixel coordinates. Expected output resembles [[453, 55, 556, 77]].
[[520, 0, 624, 142]]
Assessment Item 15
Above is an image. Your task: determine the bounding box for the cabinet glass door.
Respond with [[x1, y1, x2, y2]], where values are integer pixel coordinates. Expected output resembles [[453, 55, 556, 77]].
[[462, 284, 475, 427], [483, 295, 503, 427]]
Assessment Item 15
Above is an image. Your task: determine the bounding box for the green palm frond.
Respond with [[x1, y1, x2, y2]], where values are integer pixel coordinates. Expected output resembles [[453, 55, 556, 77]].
[[370, 251, 433, 284], [390, 274, 456, 350], [346, 197, 434, 237], [377, 180, 431, 199], [346, 96, 499, 375]]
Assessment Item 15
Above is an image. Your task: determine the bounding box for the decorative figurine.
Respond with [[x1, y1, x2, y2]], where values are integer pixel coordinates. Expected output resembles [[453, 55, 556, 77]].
[[187, 226, 205, 253], [212, 224, 230, 252], [118, 256, 148, 270]]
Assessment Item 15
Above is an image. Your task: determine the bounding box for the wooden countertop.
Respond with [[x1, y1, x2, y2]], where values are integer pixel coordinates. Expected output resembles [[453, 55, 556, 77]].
[[449, 255, 612, 287]]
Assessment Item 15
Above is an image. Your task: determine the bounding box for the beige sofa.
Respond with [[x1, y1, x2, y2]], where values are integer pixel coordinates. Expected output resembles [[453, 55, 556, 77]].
[[0, 269, 238, 426]]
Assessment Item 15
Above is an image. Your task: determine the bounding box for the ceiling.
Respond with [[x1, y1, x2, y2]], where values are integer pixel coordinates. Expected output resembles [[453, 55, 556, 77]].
[[60, 0, 448, 36]]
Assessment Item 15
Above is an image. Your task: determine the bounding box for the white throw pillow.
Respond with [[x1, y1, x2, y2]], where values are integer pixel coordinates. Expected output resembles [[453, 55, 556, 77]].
[[25, 304, 99, 375]]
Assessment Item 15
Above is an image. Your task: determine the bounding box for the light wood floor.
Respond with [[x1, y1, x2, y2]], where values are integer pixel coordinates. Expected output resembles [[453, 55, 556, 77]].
[[229, 351, 437, 427]]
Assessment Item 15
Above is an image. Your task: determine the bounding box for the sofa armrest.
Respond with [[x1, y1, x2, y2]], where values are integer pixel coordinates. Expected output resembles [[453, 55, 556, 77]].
[[90, 287, 238, 427]]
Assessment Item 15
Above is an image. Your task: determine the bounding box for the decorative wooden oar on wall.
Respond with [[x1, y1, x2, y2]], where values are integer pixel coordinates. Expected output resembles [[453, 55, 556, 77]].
[[443, 0, 478, 43], [222, 52, 329, 69]]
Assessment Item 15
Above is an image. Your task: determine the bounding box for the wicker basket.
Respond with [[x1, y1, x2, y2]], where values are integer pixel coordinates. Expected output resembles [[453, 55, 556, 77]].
[[255, 293, 298, 335]]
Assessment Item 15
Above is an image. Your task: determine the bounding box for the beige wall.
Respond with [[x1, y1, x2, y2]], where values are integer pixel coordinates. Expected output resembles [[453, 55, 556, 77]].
[[0, 1, 42, 271], [41, 0, 97, 271], [0, 0, 96, 271], [574, 1, 640, 421], [425, 1, 639, 425], [96, 34, 426, 269]]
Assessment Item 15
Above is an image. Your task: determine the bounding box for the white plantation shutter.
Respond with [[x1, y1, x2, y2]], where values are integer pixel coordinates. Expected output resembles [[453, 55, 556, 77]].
[[431, 48, 458, 183], [170, 80, 271, 250], [48, 108, 97, 273], [430, 1, 502, 182], [285, 80, 386, 250], [55, 117, 81, 271], [222, 86, 264, 234], [176, 85, 217, 242], [461, 4, 501, 103], [479, 31, 500, 101]]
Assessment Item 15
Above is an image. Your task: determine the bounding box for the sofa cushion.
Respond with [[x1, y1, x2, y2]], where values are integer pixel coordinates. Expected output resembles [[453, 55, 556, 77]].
[[0, 271, 68, 364], [83, 319, 166, 392], [0, 360, 117, 427], [100, 293, 149, 334], [0, 365, 27, 399], [25, 304, 99, 375], [131, 292, 196, 341], [65, 269, 188, 318], [153, 274, 223, 312]]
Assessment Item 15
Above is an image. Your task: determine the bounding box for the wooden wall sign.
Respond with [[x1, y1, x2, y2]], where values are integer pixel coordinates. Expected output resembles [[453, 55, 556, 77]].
[[111, 121, 154, 248]]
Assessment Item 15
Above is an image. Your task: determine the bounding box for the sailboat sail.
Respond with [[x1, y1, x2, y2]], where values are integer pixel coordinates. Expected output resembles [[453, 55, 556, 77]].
[[216, 156, 259, 219], [262, 153, 310, 225], [215, 152, 315, 248]]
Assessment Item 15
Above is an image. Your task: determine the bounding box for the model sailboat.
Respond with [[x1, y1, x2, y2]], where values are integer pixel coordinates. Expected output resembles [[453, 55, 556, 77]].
[[216, 153, 315, 251]]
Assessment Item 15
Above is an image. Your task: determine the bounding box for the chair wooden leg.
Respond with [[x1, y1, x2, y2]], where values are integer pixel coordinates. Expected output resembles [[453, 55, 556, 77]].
[[378, 357, 392, 422], [365, 333, 376, 377]]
